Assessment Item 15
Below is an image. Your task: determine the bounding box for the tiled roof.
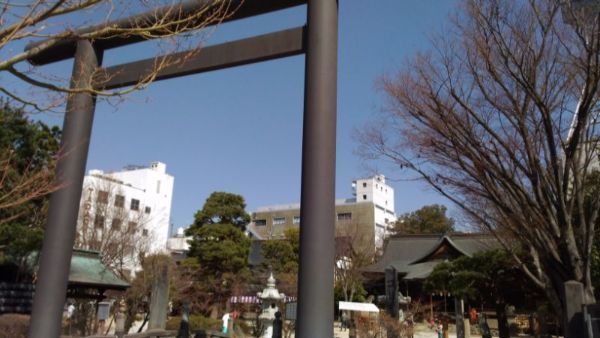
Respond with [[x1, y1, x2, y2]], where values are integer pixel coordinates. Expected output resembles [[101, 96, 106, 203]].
[[362, 234, 440, 273], [363, 233, 499, 277], [68, 249, 129, 290]]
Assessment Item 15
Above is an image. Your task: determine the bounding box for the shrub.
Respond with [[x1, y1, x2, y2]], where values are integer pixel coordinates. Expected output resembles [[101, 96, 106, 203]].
[[165, 315, 221, 331], [0, 314, 30, 338]]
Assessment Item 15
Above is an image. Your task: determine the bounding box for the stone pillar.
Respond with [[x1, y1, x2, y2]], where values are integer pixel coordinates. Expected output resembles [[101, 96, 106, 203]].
[[455, 298, 465, 338], [463, 319, 471, 338], [148, 264, 169, 331], [563, 281, 585, 338], [115, 301, 126, 338], [385, 267, 399, 319]]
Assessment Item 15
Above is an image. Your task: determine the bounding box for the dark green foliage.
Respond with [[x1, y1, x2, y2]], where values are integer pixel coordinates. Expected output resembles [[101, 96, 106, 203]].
[[424, 250, 535, 305], [261, 240, 297, 273], [187, 192, 250, 231], [183, 192, 252, 316], [393, 204, 454, 235], [188, 223, 250, 272], [0, 102, 60, 278], [0, 102, 60, 171], [260, 228, 300, 273], [424, 250, 540, 338], [186, 191, 252, 272]]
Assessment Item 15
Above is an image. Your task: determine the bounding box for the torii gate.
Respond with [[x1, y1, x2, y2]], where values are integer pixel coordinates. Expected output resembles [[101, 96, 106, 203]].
[[24, 1, 338, 337]]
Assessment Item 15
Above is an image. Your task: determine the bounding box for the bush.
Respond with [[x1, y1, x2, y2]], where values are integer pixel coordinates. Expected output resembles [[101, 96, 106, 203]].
[[165, 315, 221, 331], [0, 314, 30, 338]]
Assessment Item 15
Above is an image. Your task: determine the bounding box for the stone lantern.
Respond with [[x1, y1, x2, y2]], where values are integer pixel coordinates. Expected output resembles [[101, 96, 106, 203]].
[[257, 273, 285, 338]]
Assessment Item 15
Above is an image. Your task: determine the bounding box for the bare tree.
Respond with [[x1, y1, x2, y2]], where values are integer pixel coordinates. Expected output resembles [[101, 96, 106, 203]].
[[0, 0, 237, 112], [335, 220, 376, 302], [359, 0, 600, 320], [75, 176, 154, 279], [0, 148, 60, 224]]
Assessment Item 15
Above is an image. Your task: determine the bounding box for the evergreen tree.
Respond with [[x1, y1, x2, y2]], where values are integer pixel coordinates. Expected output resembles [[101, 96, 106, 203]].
[[0, 102, 60, 279], [184, 192, 252, 316], [393, 204, 454, 234]]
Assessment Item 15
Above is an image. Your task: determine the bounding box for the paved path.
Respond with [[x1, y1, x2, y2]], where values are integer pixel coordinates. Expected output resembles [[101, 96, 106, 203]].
[[332, 322, 464, 338]]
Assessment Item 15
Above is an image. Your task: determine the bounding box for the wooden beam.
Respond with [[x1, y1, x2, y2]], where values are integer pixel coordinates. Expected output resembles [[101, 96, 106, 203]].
[[96, 26, 305, 90]]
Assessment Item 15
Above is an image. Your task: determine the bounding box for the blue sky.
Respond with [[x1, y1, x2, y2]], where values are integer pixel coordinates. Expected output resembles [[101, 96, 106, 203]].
[[30, 1, 461, 232]]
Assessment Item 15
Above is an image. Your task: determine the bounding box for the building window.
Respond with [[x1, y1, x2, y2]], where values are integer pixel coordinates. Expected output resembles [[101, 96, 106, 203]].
[[128, 222, 137, 233], [156, 180, 161, 194], [293, 216, 300, 224], [97, 190, 109, 204], [255, 219, 267, 226], [273, 217, 286, 225], [145, 206, 151, 214], [130, 198, 140, 211], [337, 213, 352, 221], [142, 229, 149, 237], [114, 194, 125, 208], [94, 214, 105, 228], [111, 218, 122, 230], [363, 182, 367, 188], [363, 194, 367, 200], [385, 218, 389, 224]]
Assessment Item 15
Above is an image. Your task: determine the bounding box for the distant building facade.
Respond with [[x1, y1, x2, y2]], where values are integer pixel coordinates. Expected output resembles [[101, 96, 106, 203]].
[[248, 175, 397, 248], [75, 161, 174, 274], [167, 227, 191, 262]]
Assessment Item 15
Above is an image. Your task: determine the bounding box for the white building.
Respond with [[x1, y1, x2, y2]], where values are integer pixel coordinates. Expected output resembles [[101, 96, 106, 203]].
[[76, 161, 174, 274], [352, 175, 397, 244], [167, 227, 191, 262]]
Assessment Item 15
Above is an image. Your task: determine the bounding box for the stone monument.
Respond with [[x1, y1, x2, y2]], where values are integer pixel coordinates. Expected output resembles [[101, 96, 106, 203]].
[[257, 273, 285, 338]]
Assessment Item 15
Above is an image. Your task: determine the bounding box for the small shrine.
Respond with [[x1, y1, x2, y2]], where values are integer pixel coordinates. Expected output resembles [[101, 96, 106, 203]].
[[257, 273, 285, 338]]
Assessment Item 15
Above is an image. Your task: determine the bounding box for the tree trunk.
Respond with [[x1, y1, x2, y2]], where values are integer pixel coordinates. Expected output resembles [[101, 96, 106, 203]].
[[495, 302, 509, 338]]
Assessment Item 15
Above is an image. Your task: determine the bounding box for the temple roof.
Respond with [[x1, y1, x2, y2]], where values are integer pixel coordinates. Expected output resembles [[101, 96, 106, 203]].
[[68, 249, 129, 290], [363, 233, 499, 280], [29, 249, 129, 291]]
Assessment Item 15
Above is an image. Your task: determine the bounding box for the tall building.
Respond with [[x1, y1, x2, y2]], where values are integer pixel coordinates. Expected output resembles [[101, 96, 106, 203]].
[[247, 175, 396, 248], [352, 175, 396, 244], [75, 161, 174, 275]]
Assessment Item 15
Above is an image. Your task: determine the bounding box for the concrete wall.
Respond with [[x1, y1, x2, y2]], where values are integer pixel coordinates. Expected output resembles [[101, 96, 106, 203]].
[[250, 202, 375, 252]]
